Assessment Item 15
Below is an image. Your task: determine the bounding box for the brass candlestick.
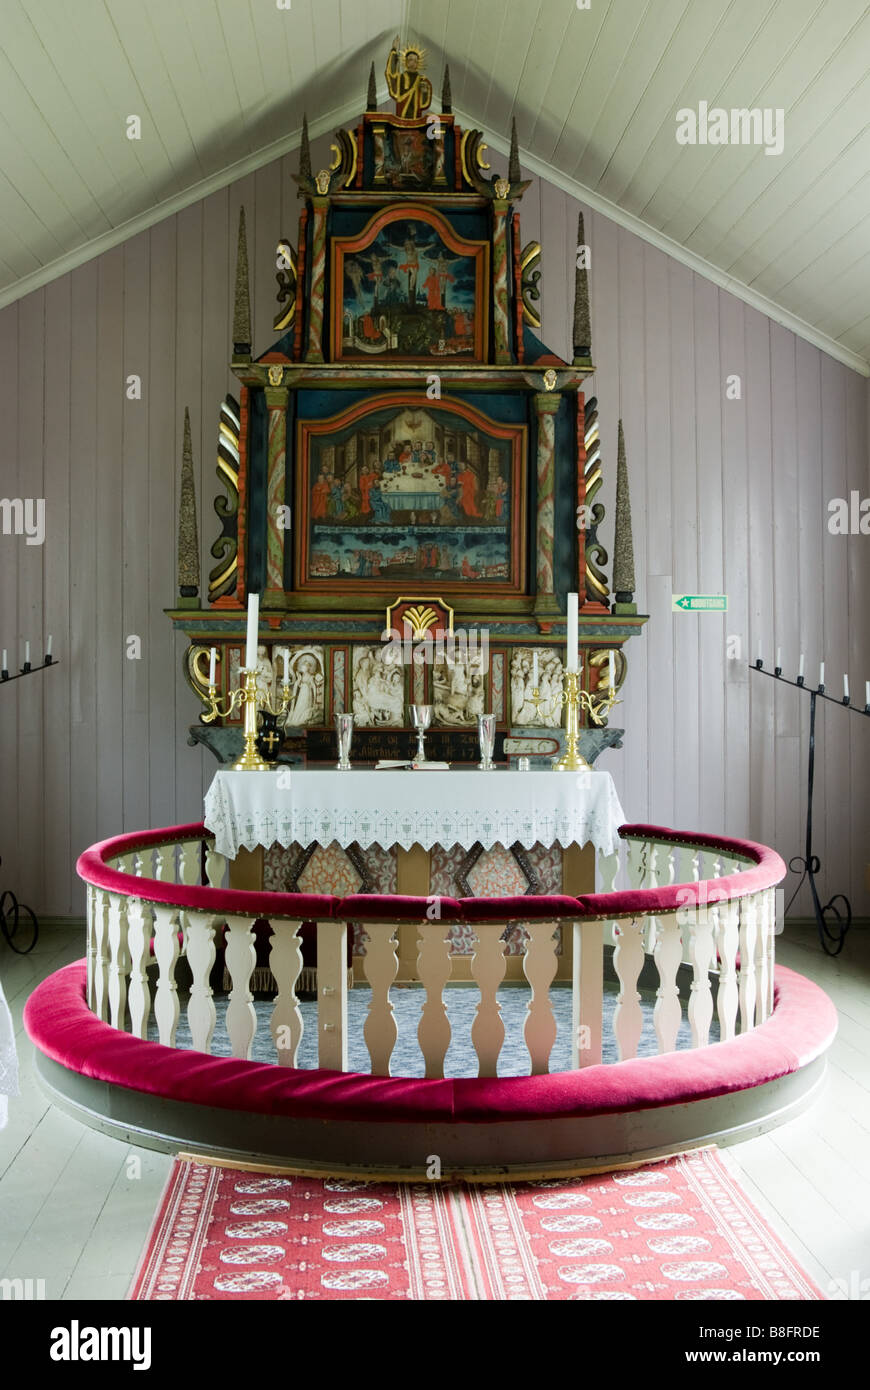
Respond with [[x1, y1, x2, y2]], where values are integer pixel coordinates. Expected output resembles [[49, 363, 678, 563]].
[[552, 668, 621, 772], [202, 668, 291, 771]]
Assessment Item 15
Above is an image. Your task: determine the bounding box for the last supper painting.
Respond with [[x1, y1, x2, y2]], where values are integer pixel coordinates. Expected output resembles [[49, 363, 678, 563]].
[[295, 394, 526, 594], [332, 207, 488, 360]]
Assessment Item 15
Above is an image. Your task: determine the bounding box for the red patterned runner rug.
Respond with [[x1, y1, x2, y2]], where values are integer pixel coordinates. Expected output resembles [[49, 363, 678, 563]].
[[129, 1148, 823, 1301]]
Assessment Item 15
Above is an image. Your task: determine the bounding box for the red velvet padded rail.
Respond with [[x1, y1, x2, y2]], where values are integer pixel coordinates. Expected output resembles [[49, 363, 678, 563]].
[[25, 961, 835, 1126], [76, 821, 787, 925]]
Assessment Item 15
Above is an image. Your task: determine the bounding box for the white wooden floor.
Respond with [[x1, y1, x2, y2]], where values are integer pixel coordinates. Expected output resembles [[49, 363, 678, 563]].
[[1, 922, 867, 1300]]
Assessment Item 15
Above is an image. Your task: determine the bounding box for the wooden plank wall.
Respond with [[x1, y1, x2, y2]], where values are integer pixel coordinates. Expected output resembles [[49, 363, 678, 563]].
[[0, 133, 867, 919]]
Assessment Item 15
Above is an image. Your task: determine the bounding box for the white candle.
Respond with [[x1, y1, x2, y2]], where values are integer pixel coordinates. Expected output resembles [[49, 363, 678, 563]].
[[865, 680, 869, 707], [283, 649, 290, 684], [245, 592, 259, 670], [24, 640, 30, 664], [532, 650, 539, 687], [209, 647, 217, 686], [776, 647, 781, 669], [1, 650, 6, 672], [609, 649, 615, 689], [46, 634, 53, 657], [566, 593, 578, 673], [819, 662, 825, 688], [843, 673, 849, 700], [799, 653, 805, 679]]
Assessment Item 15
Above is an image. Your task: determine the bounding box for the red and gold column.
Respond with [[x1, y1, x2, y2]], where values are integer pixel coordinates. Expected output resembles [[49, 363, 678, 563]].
[[305, 197, 328, 363], [492, 198, 511, 364], [534, 391, 562, 624], [263, 383, 289, 607]]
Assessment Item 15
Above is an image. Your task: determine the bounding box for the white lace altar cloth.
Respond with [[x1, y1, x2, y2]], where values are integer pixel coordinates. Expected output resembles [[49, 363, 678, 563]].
[[204, 768, 625, 860], [0, 971, 19, 1130]]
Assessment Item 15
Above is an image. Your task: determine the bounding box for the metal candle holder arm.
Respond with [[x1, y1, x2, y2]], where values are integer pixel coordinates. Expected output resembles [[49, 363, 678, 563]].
[[202, 668, 291, 771], [547, 670, 620, 772]]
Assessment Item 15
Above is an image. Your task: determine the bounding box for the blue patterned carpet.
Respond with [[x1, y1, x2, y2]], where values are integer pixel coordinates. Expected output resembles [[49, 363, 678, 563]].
[[152, 982, 717, 1077]]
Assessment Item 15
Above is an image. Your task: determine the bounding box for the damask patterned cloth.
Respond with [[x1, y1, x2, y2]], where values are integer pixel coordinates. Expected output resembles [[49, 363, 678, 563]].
[[0, 971, 19, 1129], [203, 768, 626, 860]]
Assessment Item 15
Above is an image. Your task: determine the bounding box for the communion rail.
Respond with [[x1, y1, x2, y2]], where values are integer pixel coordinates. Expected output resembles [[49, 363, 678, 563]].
[[76, 823, 784, 1080]]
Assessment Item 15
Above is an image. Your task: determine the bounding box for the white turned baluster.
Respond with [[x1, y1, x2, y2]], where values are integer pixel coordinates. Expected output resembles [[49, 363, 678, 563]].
[[107, 890, 131, 1030], [572, 919, 603, 1067], [363, 923, 399, 1076], [178, 840, 201, 886], [224, 915, 258, 1059], [470, 924, 506, 1077], [738, 893, 759, 1033], [645, 843, 668, 954], [612, 917, 645, 1060], [653, 911, 683, 1053], [716, 898, 740, 1041], [754, 890, 771, 1025], [675, 844, 700, 965], [626, 837, 650, 890], [92, 889, 111, 1021], [265, 920, 304, 1066], [316, 921, 347, 1071], [597, 847, 619, 950], [177, 840, 201, 959], [86, 885, 96, 1008], [185, 910, 218, 1053], [688, 889, 715, 1047], [126, 898, 154, 1039], [134, 849, 153, 879], [417, 922, 452, 1078], [766, 887, 776, 1016], [152, 904, 181, 1046], [523, 921, 558, 1074], [205, 844, 227, 888]]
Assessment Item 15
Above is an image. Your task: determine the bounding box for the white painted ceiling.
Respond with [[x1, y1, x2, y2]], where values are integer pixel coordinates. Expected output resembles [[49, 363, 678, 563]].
[[1, 0, 869, 372]]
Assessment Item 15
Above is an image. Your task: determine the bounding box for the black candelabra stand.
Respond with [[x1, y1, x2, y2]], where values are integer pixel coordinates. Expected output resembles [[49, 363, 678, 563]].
[[750, 658, 866, 956], [0, 654, 58, 954]]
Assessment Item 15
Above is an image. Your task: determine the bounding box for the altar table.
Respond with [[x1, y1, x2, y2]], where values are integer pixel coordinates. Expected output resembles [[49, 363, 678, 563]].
[[203, 768, 626, 983]]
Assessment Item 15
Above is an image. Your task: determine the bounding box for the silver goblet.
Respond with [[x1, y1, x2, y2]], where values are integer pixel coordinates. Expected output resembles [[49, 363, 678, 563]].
[[477, 713, 496, 770], [335, 712, 354, 770], [410, 703, 433, 764]]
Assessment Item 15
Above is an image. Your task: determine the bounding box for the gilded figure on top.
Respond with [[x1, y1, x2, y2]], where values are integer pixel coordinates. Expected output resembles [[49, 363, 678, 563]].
[[386, 38, 432, 119]]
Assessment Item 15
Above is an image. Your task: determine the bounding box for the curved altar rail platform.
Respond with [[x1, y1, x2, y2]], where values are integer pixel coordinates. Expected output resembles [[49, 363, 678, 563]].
[[24, 823, 837, 1178]]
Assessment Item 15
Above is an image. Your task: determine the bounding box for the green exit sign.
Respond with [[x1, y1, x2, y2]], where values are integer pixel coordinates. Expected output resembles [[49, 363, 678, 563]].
[[672, 594, 728, 612]]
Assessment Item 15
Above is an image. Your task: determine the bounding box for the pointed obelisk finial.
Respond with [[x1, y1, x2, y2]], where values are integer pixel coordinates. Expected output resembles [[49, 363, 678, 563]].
[[509, 116, 521, 185], [299, 113, 312, 182], [232, 206, 251, 357], [177, 407, 200, 604], [572, 210, 592, 364], [441, 63, 452, 114], [366, 61, 377, 110], [612, 419, 637, 614]]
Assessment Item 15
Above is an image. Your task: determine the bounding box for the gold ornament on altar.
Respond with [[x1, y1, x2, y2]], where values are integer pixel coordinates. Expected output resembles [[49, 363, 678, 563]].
[[494, 178, 511, 200], [202, 666, 292, 771], [543, 368, 558, 392], [386, 36, 433, 118], [315, 169, 331, 195], [552, 653, 621, 772], [267, 364, 285, 386]]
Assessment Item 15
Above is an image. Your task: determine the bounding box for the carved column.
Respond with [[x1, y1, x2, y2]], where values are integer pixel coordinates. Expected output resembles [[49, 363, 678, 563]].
[[491, 200, 511, 364], [306, 197, 329, 363], [263, 384, 289, 607], [533, 392, 562, 622]]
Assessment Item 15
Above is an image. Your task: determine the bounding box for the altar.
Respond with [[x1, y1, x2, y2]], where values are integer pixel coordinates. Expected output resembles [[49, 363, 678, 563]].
[[204, 766, 625, 983]]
